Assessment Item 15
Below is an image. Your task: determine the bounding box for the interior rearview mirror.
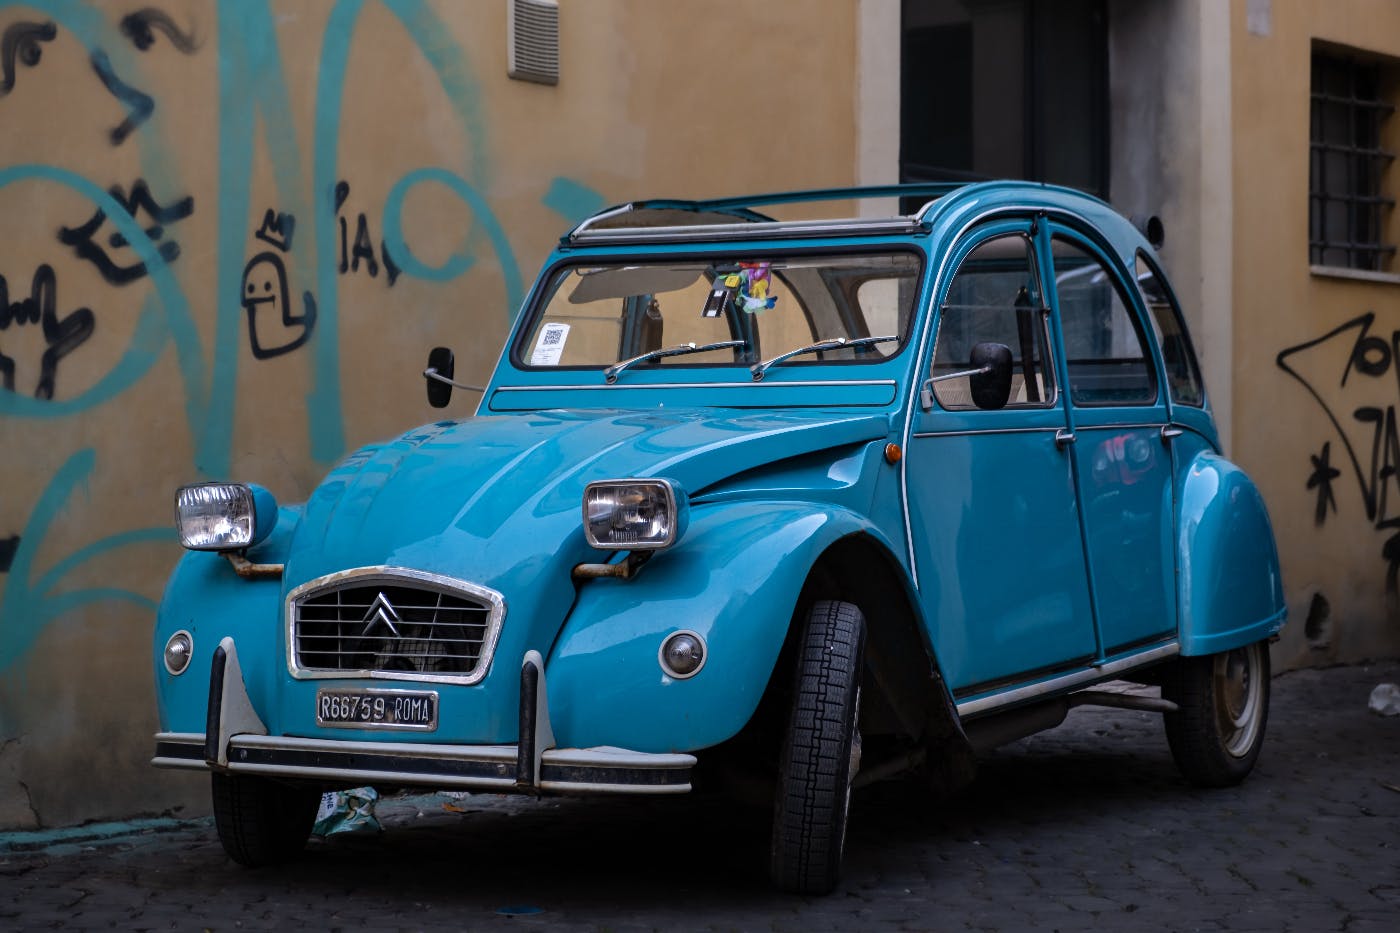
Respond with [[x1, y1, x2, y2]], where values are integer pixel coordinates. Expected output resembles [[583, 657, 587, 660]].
[[969, 342, 1013, 410], [426, 346, 455, 408]]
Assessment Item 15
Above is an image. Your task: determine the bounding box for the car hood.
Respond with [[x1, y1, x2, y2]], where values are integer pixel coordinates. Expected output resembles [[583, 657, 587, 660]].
[[284, 407, 890, 594]]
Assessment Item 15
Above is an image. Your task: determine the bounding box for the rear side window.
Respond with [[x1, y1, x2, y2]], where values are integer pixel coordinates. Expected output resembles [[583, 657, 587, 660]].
[[1135, 252, 1205, 407], [1052, 236, 1156, 407], [932, 234, 1056, 410]]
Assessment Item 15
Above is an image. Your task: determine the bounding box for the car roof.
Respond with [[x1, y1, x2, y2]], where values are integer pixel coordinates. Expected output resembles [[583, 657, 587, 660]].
[[562, 181, 1154, 261]]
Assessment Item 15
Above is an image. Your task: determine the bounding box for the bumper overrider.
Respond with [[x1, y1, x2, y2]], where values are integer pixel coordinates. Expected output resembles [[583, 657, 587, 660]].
[[152, 637, 695, 794]]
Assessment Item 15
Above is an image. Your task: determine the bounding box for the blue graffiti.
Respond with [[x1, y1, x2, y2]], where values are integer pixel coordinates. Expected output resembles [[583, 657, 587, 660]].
[[0, 1, 606, 679], [543, 176, 609, 226], [0, 449, 171, 675]]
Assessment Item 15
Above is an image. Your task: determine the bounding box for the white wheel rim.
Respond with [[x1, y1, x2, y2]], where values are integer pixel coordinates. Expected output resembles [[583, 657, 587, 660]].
[[1214, 643, 1263, 758]]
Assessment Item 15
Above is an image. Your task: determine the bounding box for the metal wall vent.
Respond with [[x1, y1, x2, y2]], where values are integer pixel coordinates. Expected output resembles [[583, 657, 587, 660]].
[[508, 0, 559, 86]]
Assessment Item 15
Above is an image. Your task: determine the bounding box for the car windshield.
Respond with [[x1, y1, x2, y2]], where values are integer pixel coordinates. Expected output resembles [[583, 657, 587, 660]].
[[515, 252, 923, 375]]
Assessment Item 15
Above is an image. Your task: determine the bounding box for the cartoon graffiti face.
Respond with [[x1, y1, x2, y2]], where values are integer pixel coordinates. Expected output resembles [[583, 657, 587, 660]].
[[240, 250, 315, 359], [242, 252, 288, 325]]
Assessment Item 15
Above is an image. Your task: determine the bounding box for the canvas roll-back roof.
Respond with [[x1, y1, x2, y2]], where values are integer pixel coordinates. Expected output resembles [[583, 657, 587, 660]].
[[563, 183, 966, 246]]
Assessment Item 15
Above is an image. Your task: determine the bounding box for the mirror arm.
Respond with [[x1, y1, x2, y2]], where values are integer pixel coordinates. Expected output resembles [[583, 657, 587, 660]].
[[919, 365, 993, 410], [424, 368, 486, 393]]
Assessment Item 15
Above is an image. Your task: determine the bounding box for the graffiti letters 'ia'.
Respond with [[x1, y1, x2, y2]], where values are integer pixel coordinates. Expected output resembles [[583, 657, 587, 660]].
[[0, 265, 96, 400], [58, 179, 194, 285], [0, 20, 55, 97], [335, 181, 401, 285]]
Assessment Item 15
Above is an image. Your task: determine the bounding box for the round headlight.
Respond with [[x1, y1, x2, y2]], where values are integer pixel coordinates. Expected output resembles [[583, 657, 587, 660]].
[[164, 631, 193, 675], [659, 630, 706, 679]]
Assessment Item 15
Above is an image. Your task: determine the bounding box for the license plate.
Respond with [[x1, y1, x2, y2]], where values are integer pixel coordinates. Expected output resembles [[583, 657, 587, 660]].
[[316, 688, 438, 731]]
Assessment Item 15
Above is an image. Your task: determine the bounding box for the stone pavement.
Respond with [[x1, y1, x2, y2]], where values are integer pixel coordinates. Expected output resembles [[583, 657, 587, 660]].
[[1, 661, 1397, 931]]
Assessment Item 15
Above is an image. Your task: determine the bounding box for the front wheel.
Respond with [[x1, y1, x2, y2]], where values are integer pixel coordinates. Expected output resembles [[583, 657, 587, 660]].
[[211, 772, 320, 867], [769, 600, 866, 895], [1162, 640, 1271, 787]]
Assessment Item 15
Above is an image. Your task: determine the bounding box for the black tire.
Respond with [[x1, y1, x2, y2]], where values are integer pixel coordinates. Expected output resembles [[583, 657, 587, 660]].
[[770, 600, 866, 896], [211, 772, 320, 867], [1162, 640, 1271, 787]]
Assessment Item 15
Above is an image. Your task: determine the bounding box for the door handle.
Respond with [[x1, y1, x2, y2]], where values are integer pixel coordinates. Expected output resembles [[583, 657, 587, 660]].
[[1161, 425, 1183, 443], [1054, 428, 1076, 449]]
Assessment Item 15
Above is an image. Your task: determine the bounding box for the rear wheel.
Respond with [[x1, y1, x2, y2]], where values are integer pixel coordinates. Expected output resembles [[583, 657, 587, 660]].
[[1162, 640, 1270, 787], [211, 772, 320, 866], [769, 600, 866, 895]]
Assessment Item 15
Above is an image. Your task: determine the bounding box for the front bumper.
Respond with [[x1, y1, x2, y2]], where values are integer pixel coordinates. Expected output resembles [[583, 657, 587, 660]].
[[152, 637, 695, 795]]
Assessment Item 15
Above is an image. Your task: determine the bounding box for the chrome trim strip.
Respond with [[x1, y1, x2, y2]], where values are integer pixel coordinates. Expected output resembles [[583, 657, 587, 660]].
[[571, 217, 921, 245], [219, 735, 694, 793], [492, 379, 898, 393], [955, 641, 1180, 718], [285, 566, 506, 686], [231, 762, 520, 791], [912, 426, 1062, 439], [234, 733, 518, 760], [1070, 422, 1167, 432]]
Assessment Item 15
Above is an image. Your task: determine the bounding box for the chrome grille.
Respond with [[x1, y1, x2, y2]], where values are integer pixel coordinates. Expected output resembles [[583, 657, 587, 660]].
[[288, 569, 504, 685]]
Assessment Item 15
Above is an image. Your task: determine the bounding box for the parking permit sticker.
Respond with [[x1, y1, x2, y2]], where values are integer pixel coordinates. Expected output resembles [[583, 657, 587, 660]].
[[530, 323, 570, 365]]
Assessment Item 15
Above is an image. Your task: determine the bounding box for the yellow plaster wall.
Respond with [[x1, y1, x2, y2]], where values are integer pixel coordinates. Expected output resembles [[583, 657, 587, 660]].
[[0, 0, 857, 828], [1232, 0, 1400, 666]]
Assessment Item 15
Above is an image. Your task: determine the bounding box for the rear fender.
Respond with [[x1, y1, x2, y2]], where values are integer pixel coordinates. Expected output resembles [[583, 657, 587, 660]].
[[545, 501, 899, 752], [1177, 453, 1286, 655]]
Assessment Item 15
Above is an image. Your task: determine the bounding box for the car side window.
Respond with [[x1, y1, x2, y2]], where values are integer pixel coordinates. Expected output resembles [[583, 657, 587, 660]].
[[1135, 252, 1205, 407], [1052, 236, 1157, 407], [931, 234, 1056, 410]]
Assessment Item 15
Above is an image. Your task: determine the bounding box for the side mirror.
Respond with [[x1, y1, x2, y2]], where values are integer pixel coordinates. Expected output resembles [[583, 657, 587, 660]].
[[969, 342, 1013, 410], [426, 346, 455, 408]]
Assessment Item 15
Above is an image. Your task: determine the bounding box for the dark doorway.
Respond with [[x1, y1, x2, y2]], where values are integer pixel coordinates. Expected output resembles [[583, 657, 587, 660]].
[[900, 0, 1109, 196]]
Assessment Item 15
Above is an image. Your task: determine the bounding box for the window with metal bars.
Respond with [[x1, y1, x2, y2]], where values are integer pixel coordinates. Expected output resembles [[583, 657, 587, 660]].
[[1309, 48, 1397, 271]]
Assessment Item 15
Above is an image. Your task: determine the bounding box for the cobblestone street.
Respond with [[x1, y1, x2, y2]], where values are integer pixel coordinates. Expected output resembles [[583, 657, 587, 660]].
[[2, 661, 1397, 931]]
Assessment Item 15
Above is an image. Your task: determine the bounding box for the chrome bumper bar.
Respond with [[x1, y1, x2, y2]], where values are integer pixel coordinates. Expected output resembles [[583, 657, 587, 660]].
[[152, 637, 694, 795]]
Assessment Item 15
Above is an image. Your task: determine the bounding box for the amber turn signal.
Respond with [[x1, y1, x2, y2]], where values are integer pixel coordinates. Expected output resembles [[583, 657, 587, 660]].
[[884, 443, 902, 464]]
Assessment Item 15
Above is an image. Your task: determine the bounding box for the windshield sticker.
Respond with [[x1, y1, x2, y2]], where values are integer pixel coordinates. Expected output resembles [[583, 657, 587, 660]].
[[530, 322, 571, 365], [702, 285, 731, 318]]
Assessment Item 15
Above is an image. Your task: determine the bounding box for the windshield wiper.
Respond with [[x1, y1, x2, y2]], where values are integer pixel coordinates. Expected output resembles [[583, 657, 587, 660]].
[[750, 335, 898, 381], [605, 339, 747, 383]]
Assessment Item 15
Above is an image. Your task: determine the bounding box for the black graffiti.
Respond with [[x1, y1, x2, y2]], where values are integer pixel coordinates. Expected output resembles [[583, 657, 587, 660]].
[[58, 179, 194, 285], [0, 20, 55, 97], [1279, 311, 1400, 599], [89, 49, 154, 145], [334, 181, 401, 286], [255, 209, 295, 252], [119, 8, 199, 54], [0, 265, 96, 400], [0, 534, 17, 573], [242, 251, 316, 359], [1307, 441, 1341, 526]]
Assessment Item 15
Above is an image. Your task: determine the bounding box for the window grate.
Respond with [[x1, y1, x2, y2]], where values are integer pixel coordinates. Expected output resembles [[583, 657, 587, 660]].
[[1309, 50, 1396, 271]]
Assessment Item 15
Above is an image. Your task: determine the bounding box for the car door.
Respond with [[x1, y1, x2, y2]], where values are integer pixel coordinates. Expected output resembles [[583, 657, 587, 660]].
[[906, 222, 1098, 694], [1044, 229, 1177, 655]]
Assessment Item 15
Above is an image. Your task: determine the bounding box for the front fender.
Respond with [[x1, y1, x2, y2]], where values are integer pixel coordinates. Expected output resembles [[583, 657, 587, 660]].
[[1177, 453, 1286, 655], [152, 506, 301, 733], [545, 501, 898, 752]]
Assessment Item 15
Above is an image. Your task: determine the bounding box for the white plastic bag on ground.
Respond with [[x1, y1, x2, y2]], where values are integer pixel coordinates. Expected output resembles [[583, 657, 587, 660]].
[[312, 786, 382, 836], [1368, 683, 1400, 717]]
